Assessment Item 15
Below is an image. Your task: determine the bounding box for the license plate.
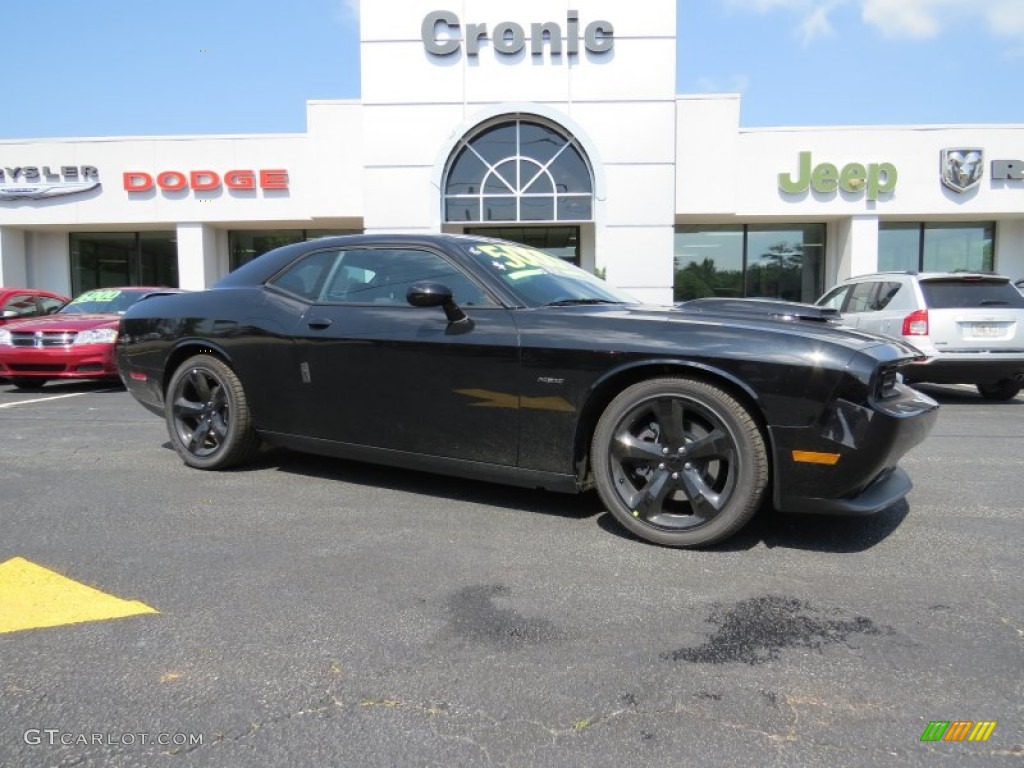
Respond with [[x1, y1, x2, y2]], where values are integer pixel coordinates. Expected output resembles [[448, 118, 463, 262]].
[[966, 323, 1003, 338]]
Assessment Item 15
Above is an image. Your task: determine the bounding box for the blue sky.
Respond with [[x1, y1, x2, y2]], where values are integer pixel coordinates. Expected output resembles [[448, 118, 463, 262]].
[[3, 0, 1022, 139]]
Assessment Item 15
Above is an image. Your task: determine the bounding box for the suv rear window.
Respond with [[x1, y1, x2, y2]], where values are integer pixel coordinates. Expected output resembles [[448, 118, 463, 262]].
[[920, 279, 1024, 309]]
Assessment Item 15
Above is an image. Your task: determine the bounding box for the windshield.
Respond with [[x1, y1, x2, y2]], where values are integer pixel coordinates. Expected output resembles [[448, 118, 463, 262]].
[[462, 241, 636, 307], [60, 289, 146, 315]]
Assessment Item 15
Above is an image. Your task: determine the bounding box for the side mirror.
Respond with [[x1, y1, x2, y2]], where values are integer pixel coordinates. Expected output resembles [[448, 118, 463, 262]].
[[407, 282, 468, 324]]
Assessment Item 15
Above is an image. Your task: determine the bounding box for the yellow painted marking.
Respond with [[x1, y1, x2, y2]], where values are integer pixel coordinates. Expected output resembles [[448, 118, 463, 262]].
[[969, 721, 997, 741], [791, 450, 841, 465], [0, 557, 157, 635]]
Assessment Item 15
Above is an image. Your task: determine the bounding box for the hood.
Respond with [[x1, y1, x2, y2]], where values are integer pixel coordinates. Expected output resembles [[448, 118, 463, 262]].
[[585, 298, 925, 358], [2, 313, 120, 333]]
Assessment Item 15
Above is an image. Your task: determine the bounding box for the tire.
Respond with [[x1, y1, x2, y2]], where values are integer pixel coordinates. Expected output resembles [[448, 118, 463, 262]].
[[976, 379, 1022, 401], [591, 378, 768, 548], [9, 378, 47, 390], [165, 354, 259, 469]]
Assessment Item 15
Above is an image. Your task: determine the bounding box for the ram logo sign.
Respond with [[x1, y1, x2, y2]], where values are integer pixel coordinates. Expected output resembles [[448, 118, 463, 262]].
[[940, 148, 984, 193]]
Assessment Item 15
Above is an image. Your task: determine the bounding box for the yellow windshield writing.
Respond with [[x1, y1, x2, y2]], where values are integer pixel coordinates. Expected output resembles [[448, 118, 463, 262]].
[[476, 243, 576, 276], [70, 289, 122, 304]]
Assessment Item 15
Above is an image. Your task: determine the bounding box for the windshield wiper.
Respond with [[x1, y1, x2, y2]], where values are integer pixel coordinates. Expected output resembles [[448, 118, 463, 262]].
[[543, 298, 625, 307], [979, 300, 1008, 306]]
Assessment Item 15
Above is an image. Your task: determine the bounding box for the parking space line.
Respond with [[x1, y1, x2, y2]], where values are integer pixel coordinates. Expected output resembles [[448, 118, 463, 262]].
[[0, 392, 95, 409]]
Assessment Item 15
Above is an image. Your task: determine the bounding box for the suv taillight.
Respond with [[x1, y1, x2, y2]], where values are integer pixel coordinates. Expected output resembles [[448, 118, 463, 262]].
[[902, 309, 929, 336]]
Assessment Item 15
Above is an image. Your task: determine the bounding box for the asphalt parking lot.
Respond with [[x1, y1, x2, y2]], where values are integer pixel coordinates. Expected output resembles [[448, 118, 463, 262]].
[[1, 380, 1021, 767]]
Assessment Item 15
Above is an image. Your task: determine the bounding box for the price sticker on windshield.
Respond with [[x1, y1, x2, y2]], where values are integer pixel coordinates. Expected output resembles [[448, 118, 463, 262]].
[[71, 289, 122, 304], [476, 243, 576, 276]]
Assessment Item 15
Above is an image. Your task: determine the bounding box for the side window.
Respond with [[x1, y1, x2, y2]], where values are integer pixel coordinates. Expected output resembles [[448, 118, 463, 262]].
[[844, 282, 877, 314], [38, 296, 66, 314], [817, 285, 849, 310], [268, 249, 341, 300], [2, 293, 40, 318], [871, 281, 902, 311], [322, 248, 495, 307]]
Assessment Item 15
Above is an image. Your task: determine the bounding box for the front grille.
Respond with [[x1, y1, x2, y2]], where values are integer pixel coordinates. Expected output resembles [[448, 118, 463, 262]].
[[10, 332, 76, 348], [8, 364, 66, 372]]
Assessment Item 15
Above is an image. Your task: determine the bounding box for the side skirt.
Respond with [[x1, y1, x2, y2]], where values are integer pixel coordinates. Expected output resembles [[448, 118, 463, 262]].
[[258, 431, 582, 494]]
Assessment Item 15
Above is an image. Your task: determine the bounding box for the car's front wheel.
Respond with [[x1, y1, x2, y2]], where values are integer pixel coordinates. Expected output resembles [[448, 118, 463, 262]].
[[591, 378, 768, 548], [165, 354, 259, 469], [976, 379, 1022, 401]]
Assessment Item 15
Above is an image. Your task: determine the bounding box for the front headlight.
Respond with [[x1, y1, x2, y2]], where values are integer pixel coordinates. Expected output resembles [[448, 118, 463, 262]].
[[73, 328, 118, 345], [0, 329, 11, 346]]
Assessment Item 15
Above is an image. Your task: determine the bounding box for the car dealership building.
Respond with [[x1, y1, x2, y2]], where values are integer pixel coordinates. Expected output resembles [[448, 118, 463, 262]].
[[1, 0, 1022, 305]]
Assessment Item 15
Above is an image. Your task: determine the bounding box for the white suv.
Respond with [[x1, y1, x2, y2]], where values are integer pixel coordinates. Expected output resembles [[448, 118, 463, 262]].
[[817, 272, 1024, 401]]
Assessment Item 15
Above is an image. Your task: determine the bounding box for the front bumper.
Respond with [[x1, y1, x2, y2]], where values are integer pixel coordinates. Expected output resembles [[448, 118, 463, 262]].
[[772, 383, 939, 516], [0, 345, 119, 379]]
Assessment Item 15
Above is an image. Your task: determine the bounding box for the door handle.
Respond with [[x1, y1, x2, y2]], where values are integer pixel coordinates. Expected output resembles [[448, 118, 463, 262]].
[[307, 318, 333, 330]]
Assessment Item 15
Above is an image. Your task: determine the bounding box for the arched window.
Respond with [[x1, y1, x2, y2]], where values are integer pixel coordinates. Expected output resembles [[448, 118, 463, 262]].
[[443, 118, 593, 223]]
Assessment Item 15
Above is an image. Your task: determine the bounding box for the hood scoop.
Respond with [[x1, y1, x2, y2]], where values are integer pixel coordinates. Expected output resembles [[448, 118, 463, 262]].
[[675, 298, 841, 324]]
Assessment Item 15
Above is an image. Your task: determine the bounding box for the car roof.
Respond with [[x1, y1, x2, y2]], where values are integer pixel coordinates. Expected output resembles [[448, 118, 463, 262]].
[[839, 271, 1010, 283], [0, 287, 68, 298], [215, 232, 501, 289]]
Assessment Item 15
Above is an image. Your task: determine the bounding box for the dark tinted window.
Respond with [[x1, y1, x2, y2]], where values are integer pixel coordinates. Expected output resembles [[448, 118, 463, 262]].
[[920, 279, 1024, 309], [322, 248, 494, 307], [269, 249, 340, 301], [845, 282, 877, 313], [873, 282, 902, 310]]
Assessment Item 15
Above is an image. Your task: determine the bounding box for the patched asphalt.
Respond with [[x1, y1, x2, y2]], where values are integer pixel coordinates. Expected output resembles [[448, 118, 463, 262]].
[[1, 380, 1021, 766]]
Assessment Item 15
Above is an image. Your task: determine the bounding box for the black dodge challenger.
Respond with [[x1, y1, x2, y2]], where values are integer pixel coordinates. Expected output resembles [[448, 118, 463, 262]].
[[116, 234, 938, 547]]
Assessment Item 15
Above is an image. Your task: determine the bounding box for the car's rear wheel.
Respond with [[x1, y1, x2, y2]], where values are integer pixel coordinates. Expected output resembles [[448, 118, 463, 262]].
[[976, 379, 1022, 401], [165, 354, 259, 469], [9, 377, 47, 390], [592, 378, 768, 548]]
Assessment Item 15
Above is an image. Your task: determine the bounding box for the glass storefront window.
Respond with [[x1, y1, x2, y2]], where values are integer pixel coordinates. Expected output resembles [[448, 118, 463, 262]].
[[70, 232, 177, 296], [674, 224, 825, 303], [879, 222, 994, 273], [674, 227, 743, 300], [444, 118, 593, 224], [229, 229, 361, 271], [464, 226, 580, 266]]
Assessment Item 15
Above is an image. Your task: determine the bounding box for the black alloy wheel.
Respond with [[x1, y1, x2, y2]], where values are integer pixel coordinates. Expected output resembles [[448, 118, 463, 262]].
[[165, 354, 259, 469], [592, 378, 768, 547], [976, 379, 1022, 402]]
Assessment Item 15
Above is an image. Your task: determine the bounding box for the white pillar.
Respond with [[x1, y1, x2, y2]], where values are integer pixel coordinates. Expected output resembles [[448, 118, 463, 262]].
[[832, 215, 879, 285], [995, 219, 1024, 280], [27, 232, 72, 295], [0, 227, 28, 287], [175, 223, 219, 290]]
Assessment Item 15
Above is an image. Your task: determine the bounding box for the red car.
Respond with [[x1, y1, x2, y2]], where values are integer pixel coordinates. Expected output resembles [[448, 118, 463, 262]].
[[0, 287, 169, 389], [0, 288, 69, 327]]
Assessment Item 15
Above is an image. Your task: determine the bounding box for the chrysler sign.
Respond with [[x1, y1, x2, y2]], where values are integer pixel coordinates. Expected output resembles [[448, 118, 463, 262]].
[[0, 165, 100, 201]]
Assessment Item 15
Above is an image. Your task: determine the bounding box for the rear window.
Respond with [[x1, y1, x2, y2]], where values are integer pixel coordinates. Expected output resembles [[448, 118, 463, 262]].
[[920, 279, 1024, 309]]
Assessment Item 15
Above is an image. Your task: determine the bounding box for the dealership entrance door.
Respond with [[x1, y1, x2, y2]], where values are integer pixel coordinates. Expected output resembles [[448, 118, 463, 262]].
[[70, 232, 178, 295], [464, 226, 580, 266]]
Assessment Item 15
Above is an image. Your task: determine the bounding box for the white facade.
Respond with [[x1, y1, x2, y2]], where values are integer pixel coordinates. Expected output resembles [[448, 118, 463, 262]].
[[1, 0, 1022, 303]]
